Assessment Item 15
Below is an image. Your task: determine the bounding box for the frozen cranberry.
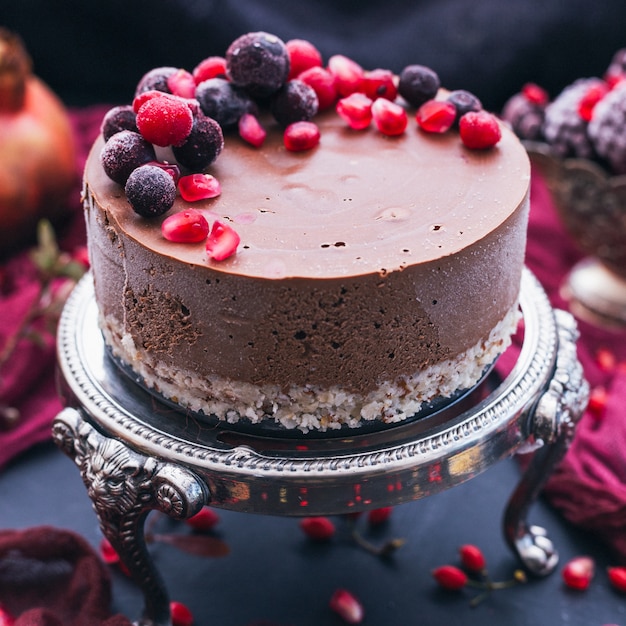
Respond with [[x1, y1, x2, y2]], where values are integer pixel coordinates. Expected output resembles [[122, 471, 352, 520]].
[[172, 111, 224, 171], [136, 95, 194, 147], [298, 65, 339, 110], [100, 130, 156, 185], [270, 79, 319, 126], [125, 164, 177, 217], [193, 56, 228, 83], [459, 110, 502, 149], [398, 64, 440, 107], [286, 38, 323, 79]]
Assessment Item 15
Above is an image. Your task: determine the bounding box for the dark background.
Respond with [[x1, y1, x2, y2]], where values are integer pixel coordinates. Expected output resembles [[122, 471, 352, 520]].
[[3, 0, 626, 111]]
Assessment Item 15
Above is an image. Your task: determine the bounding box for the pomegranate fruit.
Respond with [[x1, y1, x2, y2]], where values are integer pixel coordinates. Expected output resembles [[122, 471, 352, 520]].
[[0, 29, 76, 255]]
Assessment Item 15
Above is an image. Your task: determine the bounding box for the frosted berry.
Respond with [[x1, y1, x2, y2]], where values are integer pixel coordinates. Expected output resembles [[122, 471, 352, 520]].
[[336, 92, 373, 130], [193, 56, 228, 83], [329, 589, 364, 624], [238, 112, 267, 147], [588, 80, 626, 173], [172, 111, 224, 170], [607, 566, 626, 593], [459, 544, 487, 573], [415, 99, 456, 133], [327, 54, 365, 97], [298, 65, 339, 110], [283, 120, 321, 151], [300, 516, 336, 540], [522, 82, 550, 106], [178, 173, 221, 201], [562, 556, 595, 590], [361, 68, 398, 101], [206, 220, 240, 261], [447, 89, 482, 122], [101, 105, 138, 141], [459, 111, 502, 149], [167, 68, 197, 99], [432, 565, 468, 590], [162, 210, 210, 243], [226, 31, 290, 98], [136, 95, 194, 147], [125, 164, 177, 217], [195, 77, 256, 129], [135, 66, 177, 97], [186, 505, 220, 529], [270, 79, 319, 126], [371, 97, 408, 136], [170, 600, 194, 626], [100, 130, 156, 185], [286, 38, 323, 80], [501, 86, 547, 141], [398, 64, 440, 107]]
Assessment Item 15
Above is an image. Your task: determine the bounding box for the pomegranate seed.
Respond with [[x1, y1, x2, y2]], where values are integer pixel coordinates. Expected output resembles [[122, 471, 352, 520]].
[[238, 113, 267, 148], [596, 348, 617, 371], [283, 121, 320, 151], [521, 82, 549, 106], [300, 516, 336, 540], [161, 210, 210, 243], [206, 220, 240, 261], [587, 386, 609, 420], [327, 54, 365, 97], [286, 38, 323, 80], [361, 68, 398, 101], [336, 93, 373, 130], [459, 544, 487, 573], [0, 605, 15, 626], [608, 566, 626, 592], [167, 69, 197, 99], [415, 99, 456, 133], [459, 110, 502, 149], [178, 173, 221, 202], [578, 82, 610, 121], [606, 72, 626, 89], [170, 600, 194, 626], [329, 588, 364, 624], [145, 160, 181, 184], [186, 506, 220, 530], [371, 98, 408, 136], [298, 66, 338, 110], [192, 56, 228, 83], [367, 506, 392, 526], [562, 556, 595, 590], [99, 537, 120, 565], [136, 96, 194, 147], [432, 565, 468, 590]]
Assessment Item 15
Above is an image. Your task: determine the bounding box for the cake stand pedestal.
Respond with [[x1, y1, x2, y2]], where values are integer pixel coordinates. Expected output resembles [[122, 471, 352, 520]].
[[52, 268, 588, 626]]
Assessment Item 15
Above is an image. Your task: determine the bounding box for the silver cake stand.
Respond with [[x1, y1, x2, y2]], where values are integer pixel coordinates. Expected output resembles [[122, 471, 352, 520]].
[[52, 268, 588, 626]]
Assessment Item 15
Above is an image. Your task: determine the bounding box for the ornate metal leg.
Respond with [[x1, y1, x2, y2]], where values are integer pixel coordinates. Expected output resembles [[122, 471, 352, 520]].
[[503, 309, 589, 576], [52, 407, 208, 626]]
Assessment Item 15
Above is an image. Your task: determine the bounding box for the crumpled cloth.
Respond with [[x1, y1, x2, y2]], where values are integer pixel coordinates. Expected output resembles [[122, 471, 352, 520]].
[[0, 526, 132, 626]]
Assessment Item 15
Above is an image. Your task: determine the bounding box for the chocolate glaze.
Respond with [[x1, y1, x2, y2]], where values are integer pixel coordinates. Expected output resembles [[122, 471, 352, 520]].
[[84, 108, 530, 396]]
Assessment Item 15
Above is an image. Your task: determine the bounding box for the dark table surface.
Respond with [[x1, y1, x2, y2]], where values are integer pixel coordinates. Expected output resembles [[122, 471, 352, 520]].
[[1, 437, 624, 626]]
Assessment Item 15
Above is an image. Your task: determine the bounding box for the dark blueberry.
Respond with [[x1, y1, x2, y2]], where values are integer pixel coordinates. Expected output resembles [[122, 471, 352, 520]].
[[398, 64, 440, 107], [172, 111, 225, 171], [100, 130, 156, 185], [195, 77, 256, 128], [134, 66, 177, 97], [270, 79, 319, 126], [125, 164, 176, 217], [226, 31, 290, 98], [447, 90, 482, 123], [101, 105, 138, 141]]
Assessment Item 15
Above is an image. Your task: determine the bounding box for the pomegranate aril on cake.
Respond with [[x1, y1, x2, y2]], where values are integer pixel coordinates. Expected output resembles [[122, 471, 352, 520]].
[[86, 31, 526, 432]]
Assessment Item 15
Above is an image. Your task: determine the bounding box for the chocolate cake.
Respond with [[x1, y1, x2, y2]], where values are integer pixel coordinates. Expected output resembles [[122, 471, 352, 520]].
[[83, 33, 530, 433]]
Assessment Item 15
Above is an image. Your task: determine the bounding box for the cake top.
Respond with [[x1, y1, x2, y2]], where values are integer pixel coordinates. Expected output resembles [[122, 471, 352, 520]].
[[87, 31, 530, 279]]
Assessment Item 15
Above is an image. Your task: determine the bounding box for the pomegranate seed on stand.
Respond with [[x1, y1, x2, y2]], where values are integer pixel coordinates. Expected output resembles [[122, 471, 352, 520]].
[[329, 588, 364, 624]]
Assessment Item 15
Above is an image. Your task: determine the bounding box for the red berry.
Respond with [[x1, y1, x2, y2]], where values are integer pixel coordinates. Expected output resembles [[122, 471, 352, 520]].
[[562, 556, 595, 590], [192, 56, 228, 83], [132, 89, 167, 114], [136, 95, 194, 147], [371, 98, 408, 136], [167, 69, 197, 98], [521, 82, 549, 106], [327, 54, 365, 97], [415, 99, 457, 133], [178, 173, 221, 202], [367, 506, 392, 526], [459, 544, 487, 573], [286, 38, 323, 80], [432, 565, 468, 590], [298, 66, 338, 110], [329, 588, 364, 624], [608, 566, 626, 592], [186, 506, 220, 530], [587, 386, 609, 420], [283, 120, 320, 151], [238, 113, 267, 147], [161, 210, 210, 243], [170, 600, 194, 626], [361, 68, 398, 101], [206, 220, 240, 261], [596, 347, 617, 371], [579, 82, 610, 121], [336, 93, 373, 130], [300, 516, 336, 540], [459, 110, 502, 149]]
